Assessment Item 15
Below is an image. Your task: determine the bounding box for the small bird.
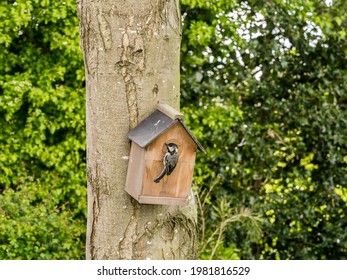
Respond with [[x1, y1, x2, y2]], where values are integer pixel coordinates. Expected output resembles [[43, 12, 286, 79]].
[[154, 143, 178, 183]]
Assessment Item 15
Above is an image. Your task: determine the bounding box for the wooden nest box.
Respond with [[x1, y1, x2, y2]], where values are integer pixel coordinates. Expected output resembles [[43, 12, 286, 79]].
[[125, 104, 206, 205]]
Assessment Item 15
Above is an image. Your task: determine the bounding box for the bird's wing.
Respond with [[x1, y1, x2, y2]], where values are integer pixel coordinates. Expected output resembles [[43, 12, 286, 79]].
[[166, 153, 178, 175], [153, 153, 170, 183]]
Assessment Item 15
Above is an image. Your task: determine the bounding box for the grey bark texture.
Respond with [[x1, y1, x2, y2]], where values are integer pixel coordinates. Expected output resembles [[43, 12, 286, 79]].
[[77, 0, 198, 260]]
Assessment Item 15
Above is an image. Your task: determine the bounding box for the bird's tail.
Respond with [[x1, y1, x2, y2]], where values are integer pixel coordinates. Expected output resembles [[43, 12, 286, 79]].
[[154, 167, 166, 183]]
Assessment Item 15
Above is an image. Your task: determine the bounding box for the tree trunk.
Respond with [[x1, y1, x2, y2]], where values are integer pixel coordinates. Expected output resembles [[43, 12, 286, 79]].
[[77, 0, 197, 260]]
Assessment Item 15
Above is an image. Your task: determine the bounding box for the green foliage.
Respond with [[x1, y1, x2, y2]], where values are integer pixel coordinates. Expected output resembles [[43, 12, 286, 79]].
[[181, 0, 347, 259], [0, 0, 86, 259], [195, 176, 262, 260], [0, 180, 85, 259]]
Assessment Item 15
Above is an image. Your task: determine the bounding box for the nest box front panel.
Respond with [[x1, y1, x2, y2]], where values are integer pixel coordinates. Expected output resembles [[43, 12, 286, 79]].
[[141, 122, 197, 199]]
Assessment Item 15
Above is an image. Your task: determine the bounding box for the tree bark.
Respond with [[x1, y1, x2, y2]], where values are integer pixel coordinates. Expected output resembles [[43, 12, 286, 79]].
[[77, 0, 197, 260]]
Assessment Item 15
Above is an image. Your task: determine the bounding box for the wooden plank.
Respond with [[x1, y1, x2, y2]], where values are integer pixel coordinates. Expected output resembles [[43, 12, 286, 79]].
[[178, 119, 206, 153], [156, 103, 185, 120], [141, 122, 197, 201], [125, 142, 145, 200], [139, 195, 188, 205]]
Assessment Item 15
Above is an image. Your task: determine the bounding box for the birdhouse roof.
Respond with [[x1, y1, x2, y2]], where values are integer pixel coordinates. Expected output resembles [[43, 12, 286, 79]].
[[128, 109, 206, 153]]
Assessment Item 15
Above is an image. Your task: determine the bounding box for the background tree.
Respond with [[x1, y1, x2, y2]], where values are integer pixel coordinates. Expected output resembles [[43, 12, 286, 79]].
[[181, 0, 347, 259], [77, 0, 197, 259], [0, 0, 86, 259]]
